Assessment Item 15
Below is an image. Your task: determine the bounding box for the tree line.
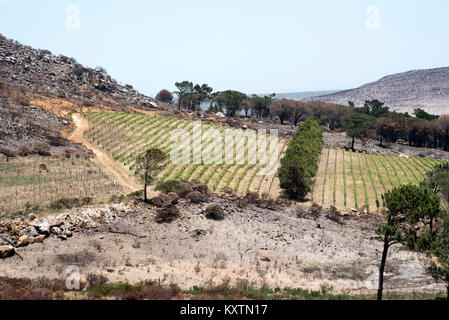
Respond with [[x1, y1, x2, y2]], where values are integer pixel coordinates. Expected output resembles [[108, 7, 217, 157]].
[[341, 100, 449, 151], [155, 84, 448, 152]]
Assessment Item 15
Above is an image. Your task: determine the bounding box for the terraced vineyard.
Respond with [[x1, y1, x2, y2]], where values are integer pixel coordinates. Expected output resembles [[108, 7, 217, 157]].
[[82, 111, 286, 197], [0, 157, 123, 215], [313, 147, 447, 211]]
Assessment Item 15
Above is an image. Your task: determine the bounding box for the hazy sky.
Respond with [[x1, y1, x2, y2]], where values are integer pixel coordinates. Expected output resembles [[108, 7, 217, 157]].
[[1, 0, 449, 97]]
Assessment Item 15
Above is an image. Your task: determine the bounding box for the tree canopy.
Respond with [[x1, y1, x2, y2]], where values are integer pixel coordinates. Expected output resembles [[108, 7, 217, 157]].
[[342, 112, 375, 150], [376, 184, 445, 300], [216, 90, 247, 117], [136, 148, 167, 202]]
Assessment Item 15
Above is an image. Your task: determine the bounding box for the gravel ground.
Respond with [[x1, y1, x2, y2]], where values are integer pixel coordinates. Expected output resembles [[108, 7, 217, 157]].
[[0, 197, 444, 295]]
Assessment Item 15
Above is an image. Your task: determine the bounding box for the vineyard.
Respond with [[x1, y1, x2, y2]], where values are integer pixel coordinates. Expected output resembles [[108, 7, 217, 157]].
[[312, 147, 447, 211], [0, 157, 123, 215], [82, 110, 286, 198]]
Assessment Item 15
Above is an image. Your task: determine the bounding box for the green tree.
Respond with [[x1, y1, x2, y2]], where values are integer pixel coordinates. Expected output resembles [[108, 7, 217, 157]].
[[415, 164, 449, 299], [421, 162, 449, 206], [359, 100, 390, 118], [209, 91, 221, 110], [136, 148, 167, 203], [174, 81, 193, 111], [414, 108, 439, 121], [191, 84, 213, 111], [216, 90, 247, 117], [376, 184, 442, 300], [342, 112, 375, 150], [250, 95, 273, 118]]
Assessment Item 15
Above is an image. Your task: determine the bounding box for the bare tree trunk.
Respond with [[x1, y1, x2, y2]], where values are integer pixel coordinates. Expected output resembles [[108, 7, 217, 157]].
[[377, 235, 389, 301], [143, 162, 149, 203]]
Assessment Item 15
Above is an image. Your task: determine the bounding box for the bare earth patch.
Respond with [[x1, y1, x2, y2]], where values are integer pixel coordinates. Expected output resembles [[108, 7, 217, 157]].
[[0, 198, 444, 295]]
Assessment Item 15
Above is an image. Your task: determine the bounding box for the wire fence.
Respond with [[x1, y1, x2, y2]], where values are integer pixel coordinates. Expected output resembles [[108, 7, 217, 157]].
[[0, 156, 123, 215]]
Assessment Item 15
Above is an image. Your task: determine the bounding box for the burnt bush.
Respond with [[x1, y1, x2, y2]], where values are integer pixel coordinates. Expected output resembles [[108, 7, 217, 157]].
[[325, 206, 344, 225], [87, 280, 180, 300], [0, 146, 17, 158], [155, 205, 180, 223], [0, 276, 86, 300], [47, 134, 67, 147], [156, 180, 209, 200], [186, 191, 208, 204], [189, 179, 209, 194], [245, 192, 260, 203], [81, 197, 93, 205], [18, 146, 32, 157], [204, 204, 225, 221], [150, 192, 179, 208], [49, 197, 81, 210], [310, 203, 322, 219], [87, 273, 108, 287], [34, 141, 51, 156], [155, 89, 173, 103]]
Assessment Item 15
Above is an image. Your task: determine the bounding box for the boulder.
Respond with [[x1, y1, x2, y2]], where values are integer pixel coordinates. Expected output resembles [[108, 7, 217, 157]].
[[34, 235, 46, 243], [50, 220, 64, 228], [16, 235, 29, 247], [20, 226, 39, 237], [50, 226, 62, 235], [37, 221, 50, 235], [0, 246, 15, 259], [57, 234, 67, 241]]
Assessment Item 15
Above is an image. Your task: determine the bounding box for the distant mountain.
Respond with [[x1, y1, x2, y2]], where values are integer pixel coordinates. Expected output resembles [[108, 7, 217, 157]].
[[306, 67, 449, 115]]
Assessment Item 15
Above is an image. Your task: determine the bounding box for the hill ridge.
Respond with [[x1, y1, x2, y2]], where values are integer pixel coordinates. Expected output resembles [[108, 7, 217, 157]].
[[306, 66, 449, 115]]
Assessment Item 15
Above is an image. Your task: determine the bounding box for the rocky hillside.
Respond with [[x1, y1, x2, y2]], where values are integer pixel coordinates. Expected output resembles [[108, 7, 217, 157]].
[[0, 33, 157, 109], [0, 34, 161, 159], [307, 67, 449, 115]]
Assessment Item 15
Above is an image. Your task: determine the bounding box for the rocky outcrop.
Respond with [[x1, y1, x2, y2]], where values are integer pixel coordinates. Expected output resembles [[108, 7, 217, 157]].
[[0, 33, 157, 109], [0, 203, 134, 258]]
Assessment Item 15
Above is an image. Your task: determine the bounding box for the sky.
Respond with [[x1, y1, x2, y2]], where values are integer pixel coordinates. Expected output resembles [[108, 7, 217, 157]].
[[1, 0, 449, 97]]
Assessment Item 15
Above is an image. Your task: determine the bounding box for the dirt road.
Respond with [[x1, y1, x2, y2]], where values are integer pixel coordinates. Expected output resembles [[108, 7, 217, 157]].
[[69, 113, 142, 193]]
